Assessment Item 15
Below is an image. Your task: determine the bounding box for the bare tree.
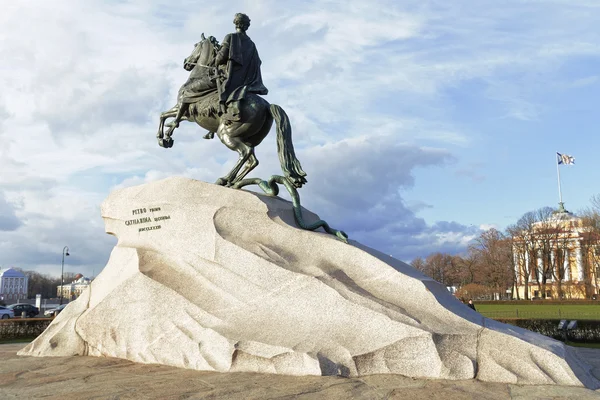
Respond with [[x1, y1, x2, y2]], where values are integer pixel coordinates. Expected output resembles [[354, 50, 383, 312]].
[[12, 269, 66, 299], [549, 218, 574, 299], [410, 257, 426, 274], [533, 207, 562, 299], [508, 210, 544, 300], [504, 231, 520, 300], [452, 250, 481, 287], [578, 201, 600, 298], [471, 228, 513, 300], [424, 253, 453, 285]]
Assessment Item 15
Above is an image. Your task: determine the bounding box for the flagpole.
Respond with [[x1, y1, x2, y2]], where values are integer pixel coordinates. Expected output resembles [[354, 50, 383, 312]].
[[556, 152, 564, 209]]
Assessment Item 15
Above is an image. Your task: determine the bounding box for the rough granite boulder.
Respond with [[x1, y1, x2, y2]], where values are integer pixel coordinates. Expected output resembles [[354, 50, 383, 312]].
[[18, 177, 600, 388]]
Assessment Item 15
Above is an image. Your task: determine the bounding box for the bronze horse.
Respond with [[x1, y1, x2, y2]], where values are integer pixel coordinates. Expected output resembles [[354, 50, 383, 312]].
[[156, 35, 307, 188]]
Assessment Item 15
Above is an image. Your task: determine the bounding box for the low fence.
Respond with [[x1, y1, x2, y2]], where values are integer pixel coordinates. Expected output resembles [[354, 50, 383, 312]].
[[480, 309, 600, 320], [0, 318, 52, 341], [497, 319, 600, 343], [1, 313, 599, 344]]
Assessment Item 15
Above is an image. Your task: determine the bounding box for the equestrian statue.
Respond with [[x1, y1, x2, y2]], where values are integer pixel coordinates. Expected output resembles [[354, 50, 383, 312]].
[[157, 13, 306, 189], [156, 13, 347, 242]]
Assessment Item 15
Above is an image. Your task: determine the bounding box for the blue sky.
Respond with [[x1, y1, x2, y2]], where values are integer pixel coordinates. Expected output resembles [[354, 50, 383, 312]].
[[0, 0, 599, 278]]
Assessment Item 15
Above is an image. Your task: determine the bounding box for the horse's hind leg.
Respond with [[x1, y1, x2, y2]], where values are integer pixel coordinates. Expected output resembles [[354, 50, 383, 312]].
[[216, 133, 253, 186], [231, 149, 259, 185]]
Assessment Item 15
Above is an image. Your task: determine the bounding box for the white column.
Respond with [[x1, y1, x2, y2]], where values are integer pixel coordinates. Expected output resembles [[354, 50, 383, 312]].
[[564, 248, 570, 281], [537, 250, 543, 282], [514, 252, 520, 284], [576, 246, 584, 281], [549, 251, 555, 282]]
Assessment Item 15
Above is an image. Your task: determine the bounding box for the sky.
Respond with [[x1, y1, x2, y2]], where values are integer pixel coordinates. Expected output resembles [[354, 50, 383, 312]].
[[0, 0, 599, 278]]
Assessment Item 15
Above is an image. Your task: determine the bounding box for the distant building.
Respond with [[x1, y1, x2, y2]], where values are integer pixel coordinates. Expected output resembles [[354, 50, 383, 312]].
[[0, 268, 29, 301], [57, 275, 92, 300], [513, 206, 600, 299]]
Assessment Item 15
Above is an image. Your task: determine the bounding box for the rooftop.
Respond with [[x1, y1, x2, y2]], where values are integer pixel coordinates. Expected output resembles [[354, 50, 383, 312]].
[[0, 268, 25, 278]]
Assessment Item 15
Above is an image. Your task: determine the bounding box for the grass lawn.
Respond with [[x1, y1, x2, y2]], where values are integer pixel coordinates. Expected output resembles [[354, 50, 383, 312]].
[[475, 304, 600, 320]]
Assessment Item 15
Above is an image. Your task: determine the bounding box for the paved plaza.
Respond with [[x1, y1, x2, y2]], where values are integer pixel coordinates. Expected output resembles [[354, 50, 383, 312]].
[[2, 344, 600, 399]]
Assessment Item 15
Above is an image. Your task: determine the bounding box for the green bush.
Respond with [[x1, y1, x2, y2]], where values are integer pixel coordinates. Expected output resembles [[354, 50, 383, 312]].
[[497, 318, 600, 343], [0, 319, 51, 341], [478, 300, 600, 306]]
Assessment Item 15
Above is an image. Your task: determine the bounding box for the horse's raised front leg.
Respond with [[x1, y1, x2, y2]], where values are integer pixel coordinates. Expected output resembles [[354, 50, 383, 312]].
[[157, 106, 178, 138], [157, 106, 179, 148], [165, 116, 189, 129], [162, 102, 194, 148]]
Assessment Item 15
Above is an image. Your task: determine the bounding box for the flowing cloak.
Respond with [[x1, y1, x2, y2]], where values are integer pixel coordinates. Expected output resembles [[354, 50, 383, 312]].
[[215, 32, 268, 104]]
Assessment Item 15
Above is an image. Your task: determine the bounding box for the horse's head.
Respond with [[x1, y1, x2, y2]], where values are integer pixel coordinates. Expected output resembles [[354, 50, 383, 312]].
[[183, 33, 219, 71]]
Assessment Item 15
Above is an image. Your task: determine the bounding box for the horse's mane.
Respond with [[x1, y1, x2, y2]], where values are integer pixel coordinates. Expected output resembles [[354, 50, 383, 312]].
[[208, 36, 221, 50]]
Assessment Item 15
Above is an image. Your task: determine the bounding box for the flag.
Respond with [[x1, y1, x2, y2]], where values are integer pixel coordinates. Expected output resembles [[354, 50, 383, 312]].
[[557, 152, 575, 165]]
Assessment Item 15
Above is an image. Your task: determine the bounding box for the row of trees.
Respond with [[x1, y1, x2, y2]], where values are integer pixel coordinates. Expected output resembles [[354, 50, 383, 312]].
[[411, 196, 600, 300], [411, 228, 513, 300], [9, 270, 79, 299]]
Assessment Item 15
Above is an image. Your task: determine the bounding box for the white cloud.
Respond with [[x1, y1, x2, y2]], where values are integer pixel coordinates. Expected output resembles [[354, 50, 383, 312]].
[[1, 0, 599, 275], [479, 223, 498, 231]]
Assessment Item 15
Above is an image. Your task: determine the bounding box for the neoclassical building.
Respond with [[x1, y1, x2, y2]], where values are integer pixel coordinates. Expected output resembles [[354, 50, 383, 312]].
[[57, 274, 92, 300], [513, 206, 600, 299], [0, 268, 29, 302]]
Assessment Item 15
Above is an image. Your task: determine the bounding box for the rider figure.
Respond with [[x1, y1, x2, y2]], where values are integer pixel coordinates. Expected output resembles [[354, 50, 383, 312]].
[[169, 13, 268, 140], [212, 13, 269, 122]]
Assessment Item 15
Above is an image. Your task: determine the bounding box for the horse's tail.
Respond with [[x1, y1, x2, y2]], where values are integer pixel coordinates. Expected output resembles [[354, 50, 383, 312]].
[[270, 104, 307, 188]]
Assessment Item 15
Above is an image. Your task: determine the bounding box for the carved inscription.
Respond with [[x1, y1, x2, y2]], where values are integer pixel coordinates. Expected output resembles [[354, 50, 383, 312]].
[[139, 225, 161, 232], [125, 217, 152, 226], [124, 206, 171, 232]]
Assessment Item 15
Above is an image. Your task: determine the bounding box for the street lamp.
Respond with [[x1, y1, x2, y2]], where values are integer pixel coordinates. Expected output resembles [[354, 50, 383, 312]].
[[59, 246, 70, 305]]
